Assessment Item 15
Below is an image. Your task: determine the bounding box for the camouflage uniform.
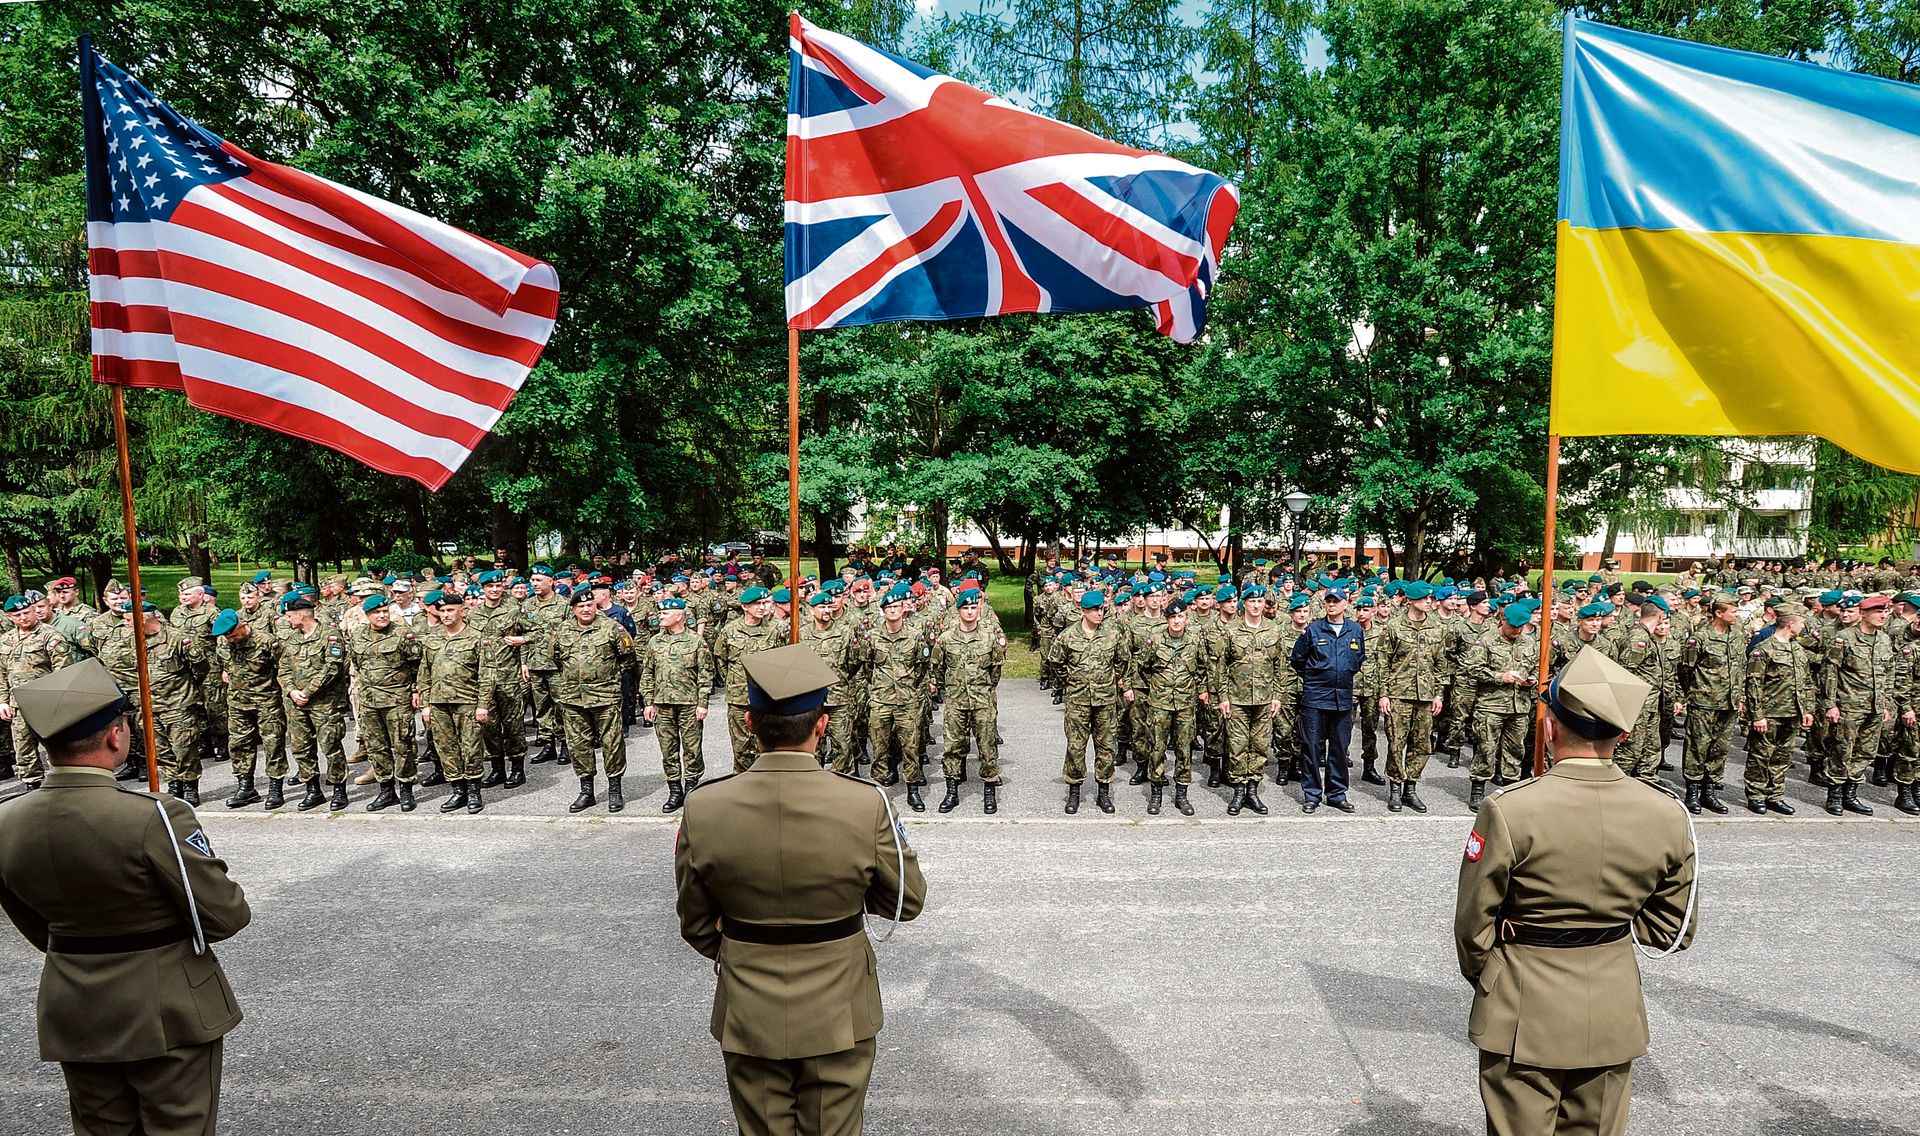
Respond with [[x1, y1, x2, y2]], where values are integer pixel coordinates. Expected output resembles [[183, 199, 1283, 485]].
[[714, 617, 791, 773], [1610, 622, 1675, 781], [931, 619, 1005, 783], [1213, 619, 1284, 786], [1050, 619, 1130, 787], [1132, 624, 1208, 787], [100, 622, 205, 788], [0, 620, 75, 782], [1466, 627, 1539, 786], [522, 591, 570, 759], [170, 597, 221, 761], [640, 626, 712, 785], [416, 622, 490, 783], [217, 627, 286, 783], [279, 623, 350, 788], [1374, 610, 1447, 790], [348, 620, 422, 785], [802, 614, 865, 772], [554, 615, 635, 780], [1352, 616, 1383, 772], [470, 599, 534, 776], [1439, 615, 1489, 761], [1744, 627, 1814, 805], [867, 620, 932, 785], [1821, 625, 1901, 786], [1679, 622, 1745, 787]]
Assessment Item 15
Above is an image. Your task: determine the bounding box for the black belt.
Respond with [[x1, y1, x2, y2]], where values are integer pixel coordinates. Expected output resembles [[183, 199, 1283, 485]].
[[1502, 922, 1630, 948], [722, 913, 864, 945], [47, 925, 190, 955]]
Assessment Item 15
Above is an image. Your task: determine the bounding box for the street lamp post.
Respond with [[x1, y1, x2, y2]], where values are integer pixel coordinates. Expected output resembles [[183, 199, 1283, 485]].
[[1284, 489, 1311, 577]]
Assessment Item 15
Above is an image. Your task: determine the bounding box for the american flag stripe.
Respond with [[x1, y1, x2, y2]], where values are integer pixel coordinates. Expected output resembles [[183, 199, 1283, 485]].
[[83, 45, 556, 490]]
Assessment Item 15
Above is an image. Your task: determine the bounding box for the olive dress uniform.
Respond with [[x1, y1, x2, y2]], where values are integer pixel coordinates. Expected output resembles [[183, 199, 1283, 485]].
[[674, 644, 926, 1136], [1456, 648, 1698, 1136], [0, 660, 252, 1136]]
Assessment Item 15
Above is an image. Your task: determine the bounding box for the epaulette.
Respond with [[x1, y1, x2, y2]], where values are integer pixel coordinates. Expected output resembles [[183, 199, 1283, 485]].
[[1485, 775, 1543, 803], [685, 772, 736, 794], [829, 769, 879, 787]]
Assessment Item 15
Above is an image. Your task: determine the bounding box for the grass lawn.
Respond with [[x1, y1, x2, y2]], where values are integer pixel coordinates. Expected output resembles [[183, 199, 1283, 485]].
[[109, 561, 295, 613]]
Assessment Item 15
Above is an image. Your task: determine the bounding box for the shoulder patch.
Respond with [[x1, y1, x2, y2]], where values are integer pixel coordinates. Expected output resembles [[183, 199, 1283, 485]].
[[184, 828, 214, 857], [1464, 829, 1484, 861]]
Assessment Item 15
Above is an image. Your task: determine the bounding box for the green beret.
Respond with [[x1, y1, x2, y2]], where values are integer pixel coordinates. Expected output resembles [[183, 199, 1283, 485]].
[[209, 608, 240, 636], [739, 586, 769, 604], [659, 597, 687, 610], [1502, 603, 1533, 628], [1079, 591, 1105, 610], [1400, 580, 1434, 601], [362, 595, 390, 613]]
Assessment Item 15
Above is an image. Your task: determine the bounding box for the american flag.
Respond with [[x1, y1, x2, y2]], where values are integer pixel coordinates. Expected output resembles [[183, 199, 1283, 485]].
[[81, 42, 558, 491], [785, 14, 1238, 343]]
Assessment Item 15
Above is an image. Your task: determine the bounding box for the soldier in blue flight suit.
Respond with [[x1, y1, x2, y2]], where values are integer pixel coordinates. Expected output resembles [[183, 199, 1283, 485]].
[[1290, 587, 1366, 813]]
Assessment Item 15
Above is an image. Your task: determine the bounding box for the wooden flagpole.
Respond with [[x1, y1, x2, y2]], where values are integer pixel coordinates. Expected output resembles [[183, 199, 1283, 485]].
[[788, 327, 802, 644], [111, 386, 164, 793], [1532, 432, 1561, 776]]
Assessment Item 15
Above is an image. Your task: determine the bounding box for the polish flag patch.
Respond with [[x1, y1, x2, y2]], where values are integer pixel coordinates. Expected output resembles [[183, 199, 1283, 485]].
[[1464, 830, 1485, 862]]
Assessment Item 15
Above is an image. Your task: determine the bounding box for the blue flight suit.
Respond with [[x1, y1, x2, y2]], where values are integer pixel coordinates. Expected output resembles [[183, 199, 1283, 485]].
[[1291, 614, 1365, 804]]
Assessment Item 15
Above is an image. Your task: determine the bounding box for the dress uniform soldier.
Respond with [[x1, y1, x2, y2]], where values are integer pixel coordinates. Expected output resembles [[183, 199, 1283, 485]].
[[642, 598, 712, 813], [1678, 597, 1745, 815], [0, 659, 252, 1136], [1820, 594, 1903, 816], [416, 589, 492, 813], [0, 593, 76, 787], [1050, 588, 1133, 815], [213, 606, 285, 809], [714, 587, 792, 775], [277, 596, 351, 812], [1375, 580, 1446, 814], [929, 589, 1005, 814], [1214, 587, 1283, 816], [1454, 646, 1698, 1136], [523, 566, 570, 766], [1132, 598, 1207, 815], [1744, 602, 1814, 814], [348, 596, 423, 813], [674, 643, 925, 1136], [865, 586, 933, 810], [555, 588, 637, 813]]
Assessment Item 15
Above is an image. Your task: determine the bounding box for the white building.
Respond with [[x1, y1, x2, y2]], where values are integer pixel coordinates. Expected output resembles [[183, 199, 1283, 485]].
[[1572, 440, 1814, 571]]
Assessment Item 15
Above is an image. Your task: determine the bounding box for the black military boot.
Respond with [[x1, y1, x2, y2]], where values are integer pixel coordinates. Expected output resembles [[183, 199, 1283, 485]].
[[1683, 780, 1703, 815], [420, 760, 446, 788], [1446, 748, 1462, 769], [440, 779, 470, 812], [504, 758, 526, 789], [1872, 754, 1892, 786], [1173, 784, 1194, 816], [569, 776, 596, 813], [906, 782, 926, 813], [1746, 795, 1767, 814], [1895, 784, 1920, 815], [480, 756, 507, 788], [328, 781, 347, 811], [398, 783, 417, 812], [1467, 780, 1487, 810], [606, 776, 625, 813], [1147, 782, 1163, 815], [1824, 784, 1845, 816], [1361, 760, 1386, 786], [180, 780, 200, 807], [1206, 760, 1222, 788], [938, 778, 961, 813], [1766, 797, 1795, 815], [531, 738, 556, 764], [1064, 783, 1081, 814], [298, 776, 325, 811], [1698, 781, 1729, 815], [983, 782, 998, 814], [1387, 780, 1403, 813], [466, 781, 484, 814], [1227, 784, 1247, 816], [1094, 781, 1115, 814], [112, 759, 143, 782], [1402, 782, 1428, 814], [1051, 687, 1064, 705], [1810, 762, 1831, 788], [1129, 761, 1150, 785], [366, 781, 399, 812], [265, 777, 286, 809], [876, 766, 900, 787], [663, 781, 686, 813], [1842, 782, 1874, 816], [226, 775, 260, 809], [1243, 782, 1270, 815], [166, 779, 180, 799]]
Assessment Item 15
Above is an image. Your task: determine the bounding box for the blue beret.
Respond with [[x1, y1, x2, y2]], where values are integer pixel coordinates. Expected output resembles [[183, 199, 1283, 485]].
[[465, 586, 481, 598], [1640, 595, 1672, 615], [422, 589, 447, 607], [1214, 585, 1237, 601], [957, 590, 982, 607], [362, 595, 390, 613], [1288, 594, 1310, 610], [1819, 590, 1844, 605], [531, 564, 554, 577], [382, 574, 397, 586], [1355, 597, 1375, 609], [672, 573, 690, 583], [1253, 558, 1269, 567], [1577, 602, 1609, 618], [883, 585, 912, 605], [209, 608, 240, 636], [659, 597, 687, 610], [1435, 585, 1457, 600], [1114, 588, 1134, 604], [1148, 571, 1166, 583], [1, 596, 27, 613], [1079, 591, 1106, 610], [739, 586, 770, 603]]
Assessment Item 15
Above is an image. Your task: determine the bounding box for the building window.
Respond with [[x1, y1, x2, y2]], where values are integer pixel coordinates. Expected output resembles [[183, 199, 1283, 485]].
[[1663, 513, 1696, 538], [1741, 463, 1806, 492], [1739, 513, 1792, 538]]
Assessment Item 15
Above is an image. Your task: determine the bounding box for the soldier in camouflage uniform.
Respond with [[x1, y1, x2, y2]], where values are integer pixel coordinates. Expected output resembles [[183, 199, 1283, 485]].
[[1465, 603, 1541, 807], [214, 607, 285, 808], [416, 589, 491, 814], [1805, 592, 1847, 787], [1609, 598, 1679, 787], [1820, 594, 1902, 816], [1132, 598, 1207, 816], [1051, 587, 1131, 816], [641, 597, 711, 813], [1438, 592, 1491, 768], [930, 589, 1005, 814], [0, 594, 75, 786], [277, 596, 350, 812], [555, 587, 636, 814], [801, 591, 864, 772], [1351, 597, 1384, 785], [469, 571, 534, 789], [1891, 604, 1920, 814], [1274, 594, 1312, 785], [106, 602, 207, 803], [1033, 576, 1062, 691], [866, 586, 932, 810], [171, 578, 224, 768], [1678, 596, 1745, 815], [523, 566, 570, 766], [1214, 586, 1284, 817], [1373, 580, 1446, 814], [714, 586, 791, 774], [348, 595, 423, 813], [1744, 602, 1814, 814]]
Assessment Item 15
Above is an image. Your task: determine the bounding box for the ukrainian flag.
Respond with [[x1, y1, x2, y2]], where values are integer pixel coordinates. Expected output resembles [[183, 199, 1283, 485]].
[[1554, 20, 1920, 473]]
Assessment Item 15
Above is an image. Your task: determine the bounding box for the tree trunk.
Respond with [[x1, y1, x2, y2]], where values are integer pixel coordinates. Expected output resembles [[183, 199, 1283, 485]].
[[294, 555, 317, 585], [929, 500, 949, 565], [406, 487, 433, 555], [2, 544, 22, 595], [1404, 505, 1429, 581], [812, 505, 838, 580], [980, 522, 1017, 576], [184, 498, 212, 581], [88, 551, 113, 606], [491, 501, 528, 569]]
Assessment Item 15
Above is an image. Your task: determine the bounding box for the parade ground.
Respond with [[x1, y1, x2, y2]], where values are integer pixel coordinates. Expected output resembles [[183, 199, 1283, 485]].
[[2, 682, 1918, 1135]]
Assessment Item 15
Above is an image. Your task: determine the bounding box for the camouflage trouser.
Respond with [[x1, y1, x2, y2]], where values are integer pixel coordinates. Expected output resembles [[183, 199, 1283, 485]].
[[203, 680, 227, 755], [1471, 709, 1529, 784], [1895, 717, 1920, 786], [819, 703, 854, 772], [288, 697, 348, 784], [1062, 700, 1119, 785], [1808, 711, 1832, 771], [228, 702, 287, 780], [655, 704, 705, 782], [8, 716, 45, 783], [429, 702, 484, 780], [845, 677, 870, 764], [1683, 705, 1738, 782], [869, 698, 924, 784], [1224, 702, 1273, 784], [916, 695, 935, 755], [1356, 693, 1380, 767], [1149, 706, 1195, 786], [727, 705, 760, 773], [1745, 718, 1802, 802], [528, 669, 561, 745], [153, 707, 203, 784], [1122, 693, 1149, 761], [1199, 696, 1227, 764], [943, 703, 999, 782], [483, 679, 528, 762], [1826, 709, 1887, 785], [1386, 699, 1437, 784], [1271, 695, 1301, 771], [360, 704, 418, 784], [1613, 702, 1665, 781], [563, 702, 625, 778], [1442, 681, 1478, 753], [1659, 698, 1677, 757]]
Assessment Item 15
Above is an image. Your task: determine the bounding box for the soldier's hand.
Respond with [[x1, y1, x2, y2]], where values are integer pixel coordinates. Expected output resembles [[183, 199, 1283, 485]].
[[1826, 706, 1842, 723], [1198, 692, 1210, 705], [1801, 713, 1814, 728], [1269, 699, 1281, 716], [1884, 708, 1895, 724], [291, 690, 308, 706], [695, 706, 708, 721], [1378, 696, 1391, 716], [1752, 717, 1768, 733], [421, 706, 432, 723], [1122, 689, 1135, 702], [0, 703, 11, 722], [1905, 710, 1916, 726], [643, 705, 657, 724], [475, 708, 489, 723], [412, 693, 422, 710], [1431, 697, 1443, 716]]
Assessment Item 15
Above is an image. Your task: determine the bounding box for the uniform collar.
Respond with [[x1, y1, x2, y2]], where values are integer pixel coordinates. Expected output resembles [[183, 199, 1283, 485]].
[[1545, 759, 1625, 782], [41, 767, 120, 787], [749, 750, 829, 772]]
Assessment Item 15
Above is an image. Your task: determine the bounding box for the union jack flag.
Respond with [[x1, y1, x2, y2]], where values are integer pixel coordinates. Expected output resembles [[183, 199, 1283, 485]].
[[785, 14, 1238, 343]]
